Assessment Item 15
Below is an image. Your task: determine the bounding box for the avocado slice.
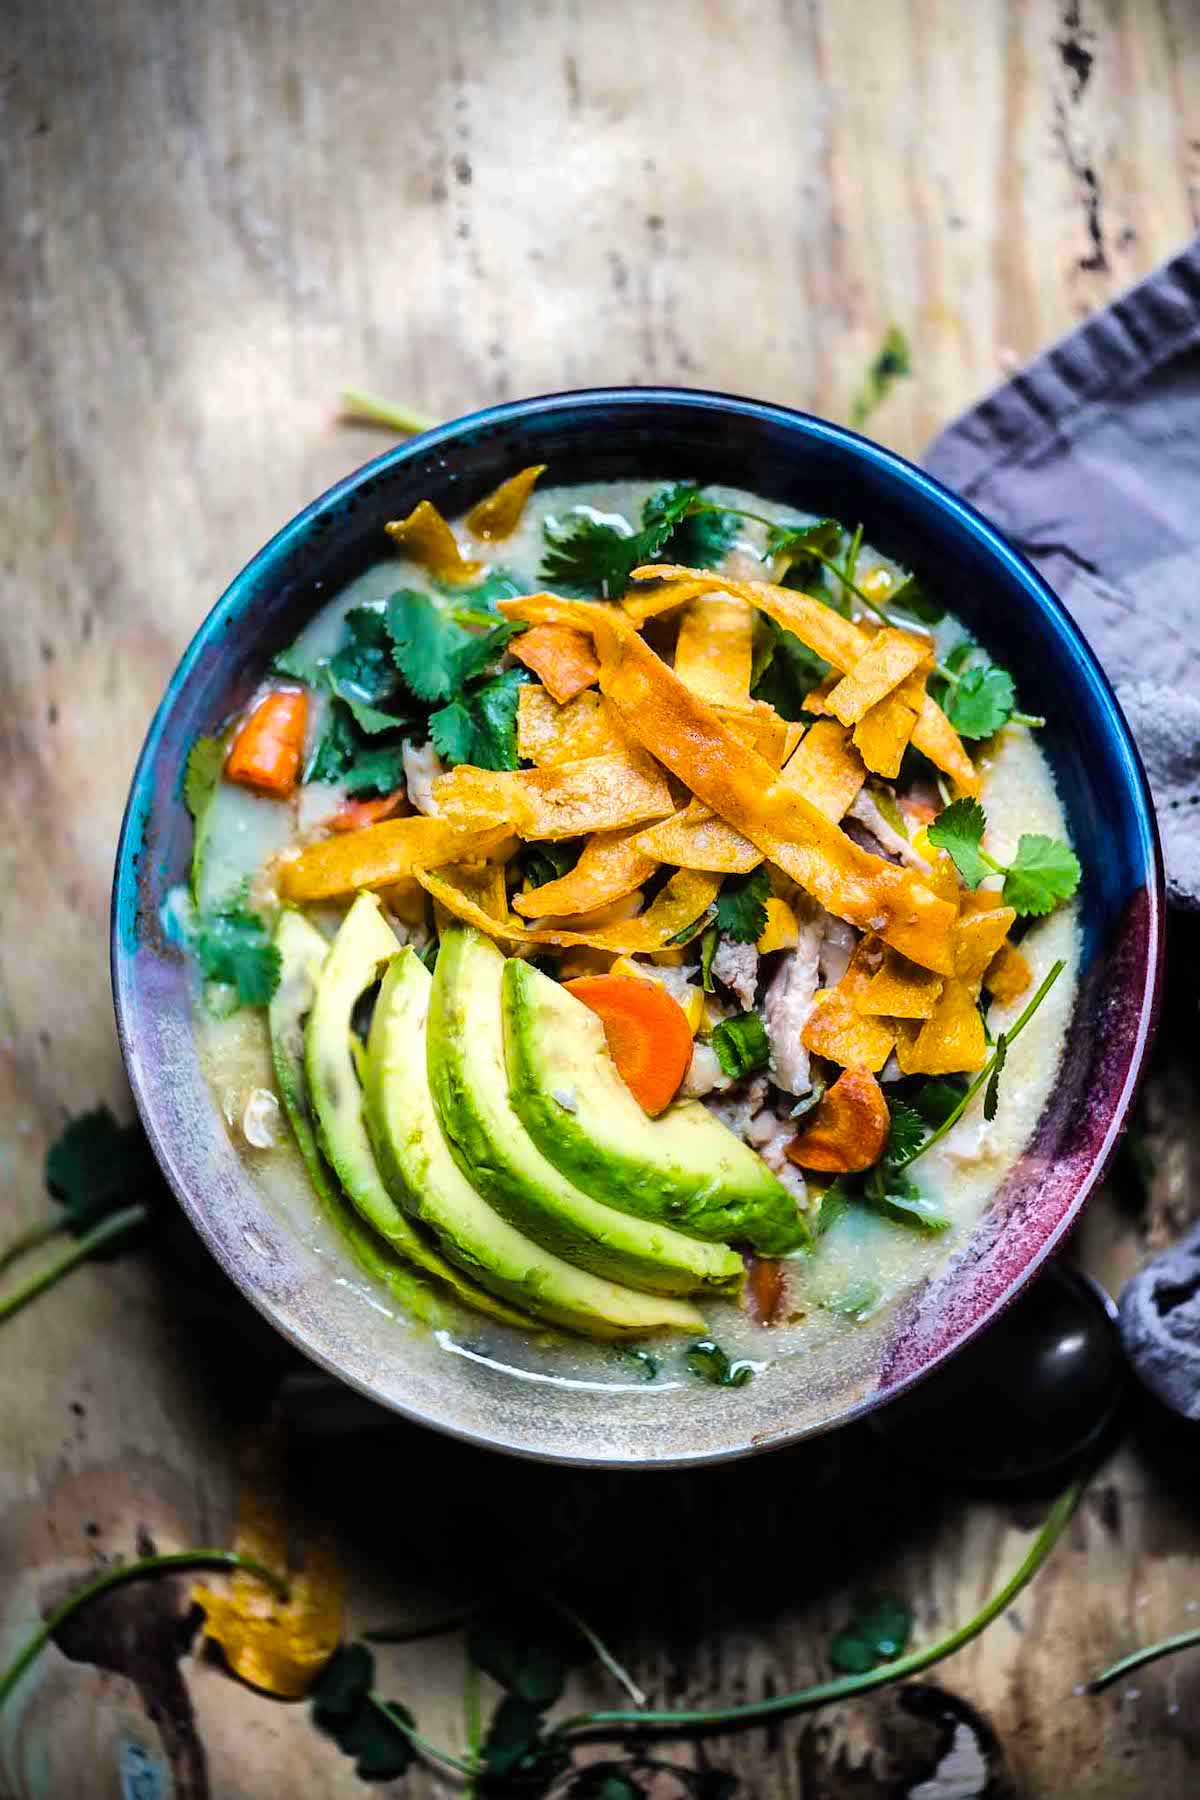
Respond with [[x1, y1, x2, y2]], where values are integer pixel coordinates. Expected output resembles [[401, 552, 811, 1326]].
[[363, 947, 706, 1338], [305, 894, 530, 1327], [503, 959, 809, 1255], [427, 926, 743, 1297], [269, 909, 442, 1324]]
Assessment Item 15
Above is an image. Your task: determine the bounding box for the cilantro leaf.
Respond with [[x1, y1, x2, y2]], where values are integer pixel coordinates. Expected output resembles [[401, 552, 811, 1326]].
[[926, 797, 989, 888], [710, 1011, 770, 1080], [472, 667, 530, 770], [452, 566, 527, 612], [984, 1031, 1008, 1122], [341, 743, 408, 797], [385, 589, 470, 702], [569, 1768, 647, 1800], [540, 483, 705, 598], [453, 619, 523, 686], [945, 664, 1015, 740], [664, 504, 740, 567], [522, 839, 581, 889], [685, 1339, 755, 1387], [481, 1696, 569, 1786], [764, 517, 843, 573], [191, 902, 281, 1007], [913, 1077, 967, 1128], [866, 1168, 950, 1233], [183, 734, 225, 897], [427, 698, 478, 765], [468, 1608, 580, 1707], [849, 325, 912, 430], [830, 1594, 912, 1673], [814, 1176, 853, 1238], [45, 1108, 159, 1237], [750, 617, 830, 719], [821, 1278, 881, 1320], [311, 1645, 415, 1783], [714, 867, 770, 944], [1002, 834, 1081, 916], [272, 641, 320, 681], [305, 699, 359, 784], [884, 1098, 927, 1166], [329, 606, 409, 732], [887, 573, 945, 625], [700, 923, 719, 992]]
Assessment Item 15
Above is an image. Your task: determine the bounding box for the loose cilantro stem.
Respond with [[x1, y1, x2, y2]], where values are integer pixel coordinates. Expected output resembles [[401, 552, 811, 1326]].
[[0, 1203, 147, 1326], [340, 389, 436, 436], [0, 1549, 289, 1712], [552, 1597, 647, 1708], [1088, 1627, 1200, 1694], [0, 1218, 64, 1275], [898, 961, 1065, 1169], [558, 1483, 1079, 1736], [368, 1694, 482, 1777]]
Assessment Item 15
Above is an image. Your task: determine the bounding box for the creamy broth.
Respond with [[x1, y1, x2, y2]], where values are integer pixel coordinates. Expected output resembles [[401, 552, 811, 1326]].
[[186, 478, 1080, 1391]]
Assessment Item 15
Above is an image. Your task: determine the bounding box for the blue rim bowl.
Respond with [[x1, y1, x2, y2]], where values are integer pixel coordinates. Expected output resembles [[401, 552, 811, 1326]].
[[111, 387, 1163, 1467]]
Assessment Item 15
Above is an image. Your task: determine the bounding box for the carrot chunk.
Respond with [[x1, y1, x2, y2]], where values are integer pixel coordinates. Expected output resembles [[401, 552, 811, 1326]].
[[786, 1067, 890, 1174], [563, 973, 694, 1116], [224, 690, 308, 797], [329, 788, 408, 833]]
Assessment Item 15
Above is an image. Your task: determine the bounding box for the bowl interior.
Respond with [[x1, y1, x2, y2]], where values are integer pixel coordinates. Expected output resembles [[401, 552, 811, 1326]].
[[112, 389, 1162, 1466]]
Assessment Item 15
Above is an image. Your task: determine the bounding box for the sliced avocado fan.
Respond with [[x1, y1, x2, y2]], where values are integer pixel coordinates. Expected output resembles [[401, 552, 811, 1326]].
[[427, 927, 743, 1298], [364, 948, 706, 1339], [304, 894, 530, 1329], [503, 958, 809, 1255], [270, 909, 443, 1324]]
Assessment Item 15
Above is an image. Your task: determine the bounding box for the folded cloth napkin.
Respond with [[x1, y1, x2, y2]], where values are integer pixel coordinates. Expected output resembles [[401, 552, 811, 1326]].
[[925, 236, 1200, 907]]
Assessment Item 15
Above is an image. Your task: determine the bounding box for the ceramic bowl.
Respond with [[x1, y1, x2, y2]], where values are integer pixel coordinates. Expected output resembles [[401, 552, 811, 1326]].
[[111, 388, 1163, 1466]]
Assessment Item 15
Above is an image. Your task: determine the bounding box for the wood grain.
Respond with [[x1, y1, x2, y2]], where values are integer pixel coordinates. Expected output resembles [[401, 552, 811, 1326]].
[[1, 0, 1198, 1793]]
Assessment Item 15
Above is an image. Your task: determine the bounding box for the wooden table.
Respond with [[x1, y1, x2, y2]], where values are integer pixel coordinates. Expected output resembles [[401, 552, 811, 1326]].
[[2, 2, 1198, 1793]]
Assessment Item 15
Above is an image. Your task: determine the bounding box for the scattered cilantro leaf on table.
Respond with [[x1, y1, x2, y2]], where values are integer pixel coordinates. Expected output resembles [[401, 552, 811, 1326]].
[[710, 1011, 770, 1080], [849, 326, 912, 431], [45, 1107, 158, 1239], [311, 1644, 416, 1783], [714, 867, 770, 944], [829, 1595, 912, 1673], [927, 799, 1080, 915]]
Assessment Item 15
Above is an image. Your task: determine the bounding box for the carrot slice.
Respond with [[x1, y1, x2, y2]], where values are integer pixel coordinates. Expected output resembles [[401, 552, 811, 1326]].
[[563, 974, 694, 1116], [329, 787, 408, 833], [786, 1067, 890, 1173], [225, 690, 308, 798]]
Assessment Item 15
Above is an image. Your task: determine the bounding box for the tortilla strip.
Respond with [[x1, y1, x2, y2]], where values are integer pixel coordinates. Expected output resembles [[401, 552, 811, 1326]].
[[857, 947, 944, 1019], [632, 800, 760, 874], [277, 817, 508, 902], [852, 695, 918, 778], [516, 686, 627, 765], [559, 605, 957, 974], [802, 678, 837, 717], [384, 500, 482, 585], [826, 629, 930, 726], [955, 897, 1017, 984], [894, 976, 988, 1075], [622, 577, 715, 626], [464, 464, 545, 541], [984, 941, 1032, 1004], [801, 939, 896, 1071], [513, 826, 658, 919], [433, 748, 675, 841], [673, 592, 754, 710], [511, 623, 600, 703], [629, 567, 980, 796], [718, 704, 797, 767], [416, 864, 721, 954], [779, 721, 866, 823]]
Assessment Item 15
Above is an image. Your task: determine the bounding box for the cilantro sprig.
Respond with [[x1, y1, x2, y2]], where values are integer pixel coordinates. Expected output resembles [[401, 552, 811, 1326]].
[[928, 799, 1081, 916], [540, 483, 709, 597], [714, 867, 770, 944], [191, 900, 282, 1007]]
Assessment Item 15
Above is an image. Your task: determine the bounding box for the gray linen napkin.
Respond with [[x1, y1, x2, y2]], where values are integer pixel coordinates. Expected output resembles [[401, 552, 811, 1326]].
[[925, 237, 1200, 907]]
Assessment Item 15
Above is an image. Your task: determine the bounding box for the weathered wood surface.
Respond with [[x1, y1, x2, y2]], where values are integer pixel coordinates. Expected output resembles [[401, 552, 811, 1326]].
[[1, 0, 1198, 1794]]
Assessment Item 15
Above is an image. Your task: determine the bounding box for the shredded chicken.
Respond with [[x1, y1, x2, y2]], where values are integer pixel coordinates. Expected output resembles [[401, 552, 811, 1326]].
[[762, 906, 822, 1096], [704, 1072, 767, 1133], [711, 937, 759, 1009], [819, 914, 857, 988], [402, 739, 444, 816], [846, 790, 931, 872], [745, 1103, 808, 1207], [681, 1040, 733, 1099]]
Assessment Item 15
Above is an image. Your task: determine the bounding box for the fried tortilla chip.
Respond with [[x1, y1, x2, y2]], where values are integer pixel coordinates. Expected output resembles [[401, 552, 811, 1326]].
[[628, 567, 979, 796], [513, 826, 658, 919], [718, 703, 797, 767], [416, 863, 720, 954], [984, 941, 1032, 1004], [852, 694, 919, 778], [511, 623, 600, 703], [516, 685, 627, 765], [857, 946, 944, 1019], [801, 939, 897, 1072], [673, 591, 755, 709], [278, 817, 508, 902], [955, 896, 1017, 985], [826, 629, 930, 726], [780, 721, 866, 822], [632, 799, 760, 874], [433, 748, 675, 840], [385, 499, 483, 585], [544, 601, 956, 974], [894, 976, 988, 1075], [464, 464, 545, 540]]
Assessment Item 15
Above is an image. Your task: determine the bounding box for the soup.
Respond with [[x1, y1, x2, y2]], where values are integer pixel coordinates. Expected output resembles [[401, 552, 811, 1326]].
[[172, 468, 1080, 1391]]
